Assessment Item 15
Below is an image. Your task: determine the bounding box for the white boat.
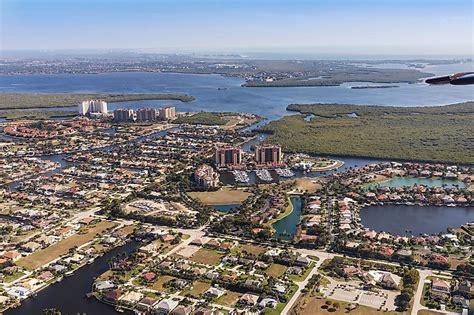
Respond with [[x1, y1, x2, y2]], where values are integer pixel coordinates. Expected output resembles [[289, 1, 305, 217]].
[[255, 169, 273, 181], [275, 168, 295, 177], [232, 170, 250, 183]]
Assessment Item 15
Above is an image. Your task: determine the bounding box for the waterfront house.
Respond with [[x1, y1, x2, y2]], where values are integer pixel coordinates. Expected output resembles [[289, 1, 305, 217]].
[[21, 278, 40, 290], [95, 280, 115, 292], [38, 271, 54, 281], [136, 297, 159, 312], [6, 286, 31, 299], [120, 291, 143, 305], [103, 289, 122, 303], [0, 295, 10, 307]]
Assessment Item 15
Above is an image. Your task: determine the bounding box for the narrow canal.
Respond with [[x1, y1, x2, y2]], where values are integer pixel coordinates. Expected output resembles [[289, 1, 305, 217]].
[[6, 241, 139, 315]]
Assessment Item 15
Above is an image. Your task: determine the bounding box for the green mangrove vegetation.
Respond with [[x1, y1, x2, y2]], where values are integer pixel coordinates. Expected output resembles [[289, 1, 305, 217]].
[[0, 110, 77, 121], [259, 102, 474, 164], [0, 93, 195, 110]]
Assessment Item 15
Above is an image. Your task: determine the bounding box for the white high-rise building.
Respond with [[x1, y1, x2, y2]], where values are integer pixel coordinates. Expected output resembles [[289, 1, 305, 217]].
[[79, 100, 108, 115]]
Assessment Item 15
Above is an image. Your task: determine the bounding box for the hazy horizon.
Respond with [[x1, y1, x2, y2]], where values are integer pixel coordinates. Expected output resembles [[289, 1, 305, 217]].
[[1, 0, 473, 57]]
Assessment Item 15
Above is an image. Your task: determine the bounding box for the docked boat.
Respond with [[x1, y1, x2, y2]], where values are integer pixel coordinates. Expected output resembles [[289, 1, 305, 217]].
[[232, 170, 250, 183], [275, 168, 295, 177], [255, 169, 272, 181]]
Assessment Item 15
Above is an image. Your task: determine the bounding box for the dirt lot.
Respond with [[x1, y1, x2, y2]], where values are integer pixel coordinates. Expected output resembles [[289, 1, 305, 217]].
[[181, 280, 211, 298], [295, 178, 322, 193], [189, 248, 224, 266], [216, 290, 242, 306], [150, 275, 176, 292], [188, 187, 252, 205], [17, 221, 116, 270], [294, 296, 402, 315]]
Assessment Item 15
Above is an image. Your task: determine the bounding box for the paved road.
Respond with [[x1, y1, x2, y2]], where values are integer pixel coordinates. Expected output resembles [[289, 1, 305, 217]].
[[281, 250, 333, 315]]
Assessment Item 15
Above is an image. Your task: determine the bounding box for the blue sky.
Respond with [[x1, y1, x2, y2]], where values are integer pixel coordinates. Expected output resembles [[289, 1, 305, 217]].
[[1, 0, 472, 56]]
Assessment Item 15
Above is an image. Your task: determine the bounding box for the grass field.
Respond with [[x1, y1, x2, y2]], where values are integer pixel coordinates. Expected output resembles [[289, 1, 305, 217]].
[[188, 188, 252, 205], [295, 297, 402, 315], [216, 290, 242, 307], [2, 271, 25, 283], [189, 248, 224, 266], [232, 244, 266, 256], [265, 263, 288, 277], [152, 238, 180, 254], [150, 275, 176, 292], [295, 178, 323, 193], [260, 102, 474, 164], [0, 93, 194, 109], [181, 280, 211, 298], [16, 221, 116, 270]]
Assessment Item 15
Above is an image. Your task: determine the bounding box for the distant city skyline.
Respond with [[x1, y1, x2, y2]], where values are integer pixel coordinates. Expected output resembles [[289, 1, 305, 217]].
[[1, 0, 473, 56]]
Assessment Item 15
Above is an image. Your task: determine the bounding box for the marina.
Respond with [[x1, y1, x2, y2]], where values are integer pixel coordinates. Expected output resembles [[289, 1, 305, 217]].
[[255, 169, 273, 182]]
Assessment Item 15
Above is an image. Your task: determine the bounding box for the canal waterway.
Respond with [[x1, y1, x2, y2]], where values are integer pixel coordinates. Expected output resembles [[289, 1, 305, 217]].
[[360, 205, 474, 236], [211, 204, 241, 213], [272, 196, 303, 241], [5, 240, 139, 315]]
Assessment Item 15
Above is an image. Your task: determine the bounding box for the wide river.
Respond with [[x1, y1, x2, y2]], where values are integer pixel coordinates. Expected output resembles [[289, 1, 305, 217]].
[[1, 62, 473, 121]]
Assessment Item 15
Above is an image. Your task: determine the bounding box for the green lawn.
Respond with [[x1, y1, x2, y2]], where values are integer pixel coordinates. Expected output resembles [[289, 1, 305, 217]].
[[181, 280, 211, 298], [189, 248, 224, 266], [265, 263, 288, 277]]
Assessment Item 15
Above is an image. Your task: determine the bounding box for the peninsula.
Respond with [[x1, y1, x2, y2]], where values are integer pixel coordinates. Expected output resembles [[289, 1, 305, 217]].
[[259, 102, 474, 164], [0, 93, 195, 110]]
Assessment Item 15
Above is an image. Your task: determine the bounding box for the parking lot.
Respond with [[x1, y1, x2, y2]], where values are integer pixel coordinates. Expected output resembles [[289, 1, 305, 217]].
[[322, 279, 398, 311]]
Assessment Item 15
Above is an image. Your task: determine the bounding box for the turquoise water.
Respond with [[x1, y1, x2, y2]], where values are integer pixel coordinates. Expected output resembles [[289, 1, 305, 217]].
[[272, 196, 302, 241], [211, 204, 240, 212], [372, 177, 466, 189]]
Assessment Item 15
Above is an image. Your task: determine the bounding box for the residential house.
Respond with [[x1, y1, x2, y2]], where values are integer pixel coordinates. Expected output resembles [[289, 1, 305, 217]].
[[239, 293, 259, 306]]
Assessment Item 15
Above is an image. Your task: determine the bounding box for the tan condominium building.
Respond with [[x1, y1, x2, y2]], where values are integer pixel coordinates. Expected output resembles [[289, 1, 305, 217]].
[[255, 144, 282, 166], [113, 109, 135, 122], [215, 145, 242, 168], [158, 106, 176, 120], [136, 108, 157, 122]]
